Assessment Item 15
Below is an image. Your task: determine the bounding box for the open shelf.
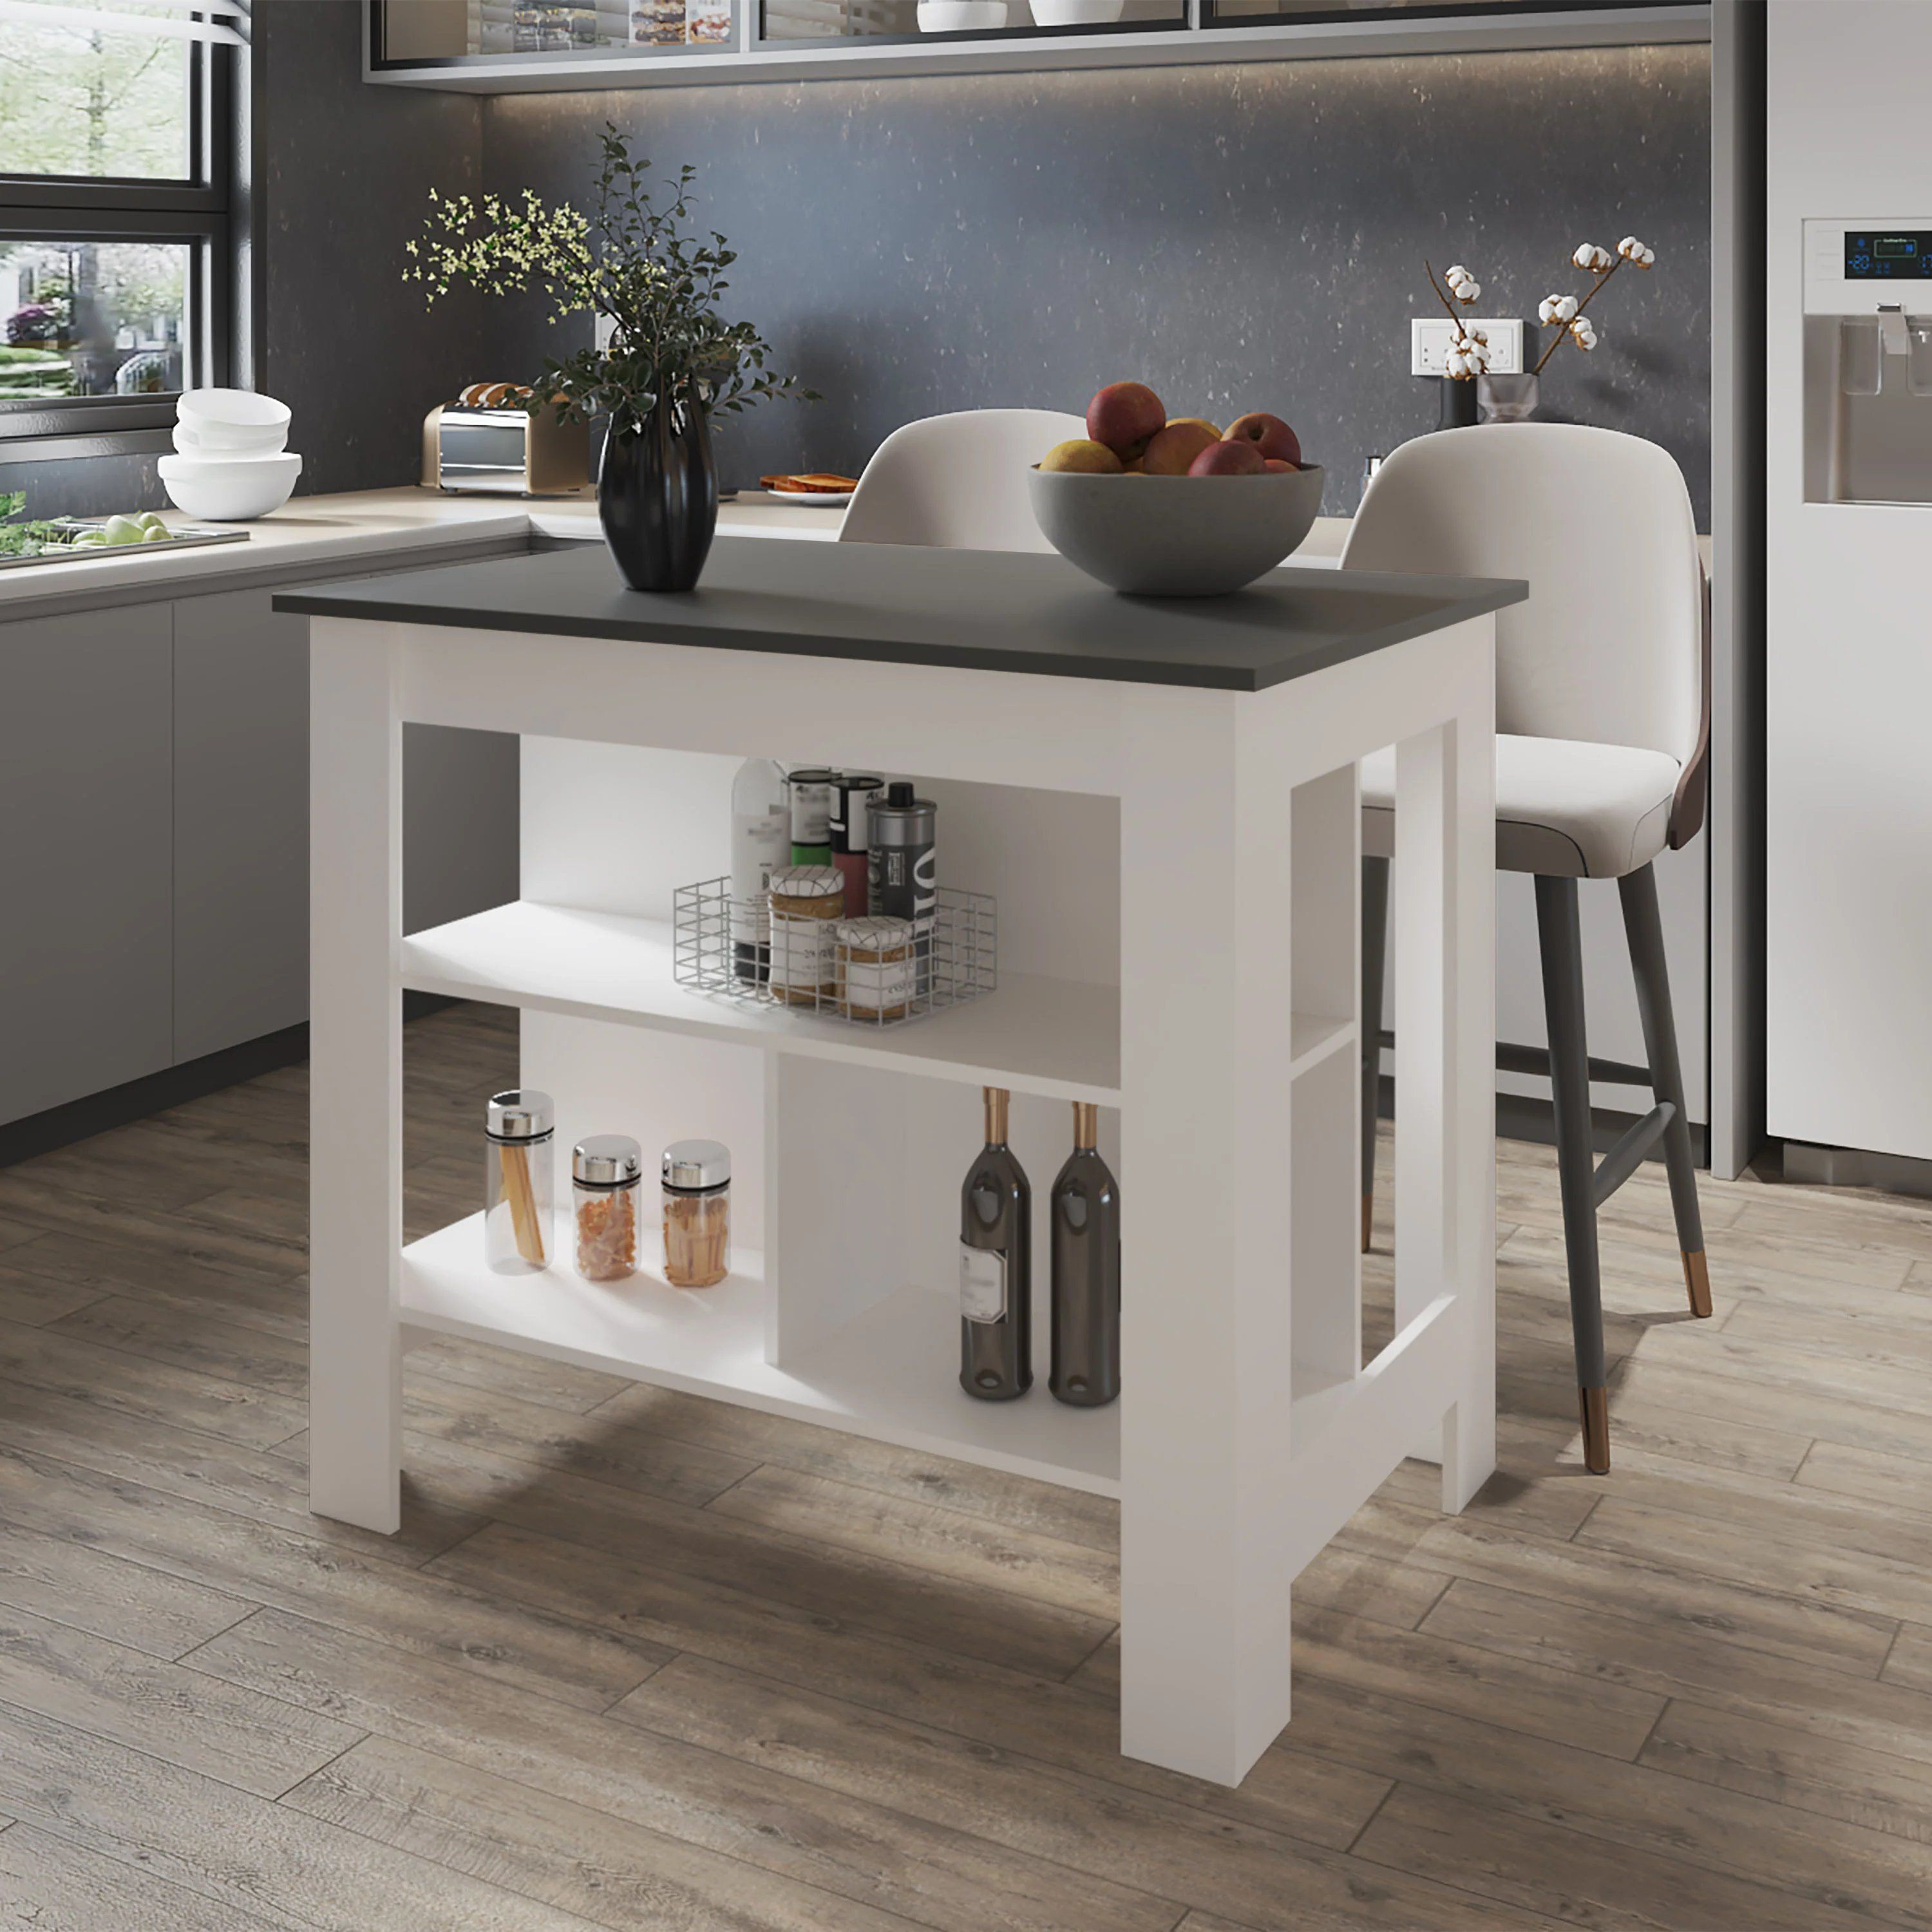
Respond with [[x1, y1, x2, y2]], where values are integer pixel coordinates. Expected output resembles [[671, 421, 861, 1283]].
[[402, 899, 1121, 1104], [401, 1210, 1123, 1495], [402, 1209, 1365, 1498], [404, 902, 1349, 1106]]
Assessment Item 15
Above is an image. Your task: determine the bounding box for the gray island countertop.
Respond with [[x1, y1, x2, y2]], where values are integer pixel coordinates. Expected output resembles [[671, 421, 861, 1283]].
[[276, 533, 1526, 694]]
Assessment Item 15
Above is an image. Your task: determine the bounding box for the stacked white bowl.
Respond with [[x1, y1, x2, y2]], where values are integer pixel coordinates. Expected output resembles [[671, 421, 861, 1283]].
[[158, 390, 301, 521]]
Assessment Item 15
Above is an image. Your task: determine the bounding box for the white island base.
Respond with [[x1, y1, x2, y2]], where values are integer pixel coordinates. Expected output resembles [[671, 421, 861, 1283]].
[[305, 574, 1497, 1789]]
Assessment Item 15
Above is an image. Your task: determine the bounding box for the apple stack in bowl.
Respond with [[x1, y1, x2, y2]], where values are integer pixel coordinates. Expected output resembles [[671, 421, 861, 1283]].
[[158, 389, 302, 522], [1027, 381, 1324, 596]]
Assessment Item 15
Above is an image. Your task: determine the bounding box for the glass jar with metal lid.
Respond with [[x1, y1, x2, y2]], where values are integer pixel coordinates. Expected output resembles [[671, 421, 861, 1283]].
[[662, 1139, 730, 1288], [572, 1133, 641, 1282], [484, 1090, 554, 1273]]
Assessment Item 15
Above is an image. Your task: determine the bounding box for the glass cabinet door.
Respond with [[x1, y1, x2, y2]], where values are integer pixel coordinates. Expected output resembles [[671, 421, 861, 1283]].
[[1206, 0, 1675, 23], [374, 0, 737, 64], [760, 0, 1181, 42]]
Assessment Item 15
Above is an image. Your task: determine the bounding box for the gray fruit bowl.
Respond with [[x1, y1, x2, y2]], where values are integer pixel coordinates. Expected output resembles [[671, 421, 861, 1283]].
[[1027, 462, 1325, 596]]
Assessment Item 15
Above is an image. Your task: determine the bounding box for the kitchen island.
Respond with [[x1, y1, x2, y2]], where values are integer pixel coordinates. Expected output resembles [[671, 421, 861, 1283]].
[[280, 535, 1521, 1788]]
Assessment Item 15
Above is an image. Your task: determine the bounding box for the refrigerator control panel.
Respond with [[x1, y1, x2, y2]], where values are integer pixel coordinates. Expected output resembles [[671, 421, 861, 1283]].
[[1807, 219, 1932, 310]]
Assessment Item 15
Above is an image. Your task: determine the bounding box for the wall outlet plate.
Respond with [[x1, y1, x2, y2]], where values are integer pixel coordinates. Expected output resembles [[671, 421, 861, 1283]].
[[1410, 316, 1525, 377]]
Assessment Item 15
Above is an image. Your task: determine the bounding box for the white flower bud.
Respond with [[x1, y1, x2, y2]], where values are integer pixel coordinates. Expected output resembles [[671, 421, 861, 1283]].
[[1571, 317, 1598, 350], [1455, 278, 1481, 303], [1446, 264, 1470, 283]]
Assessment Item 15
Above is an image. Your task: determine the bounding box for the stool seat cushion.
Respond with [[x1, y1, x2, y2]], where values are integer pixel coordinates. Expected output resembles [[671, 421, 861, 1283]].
[[1361, 734, 1682, 879]]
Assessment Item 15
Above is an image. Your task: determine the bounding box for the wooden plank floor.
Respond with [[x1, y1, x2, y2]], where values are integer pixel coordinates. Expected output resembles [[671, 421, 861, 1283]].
[[1, 1001, 1931, 1929]]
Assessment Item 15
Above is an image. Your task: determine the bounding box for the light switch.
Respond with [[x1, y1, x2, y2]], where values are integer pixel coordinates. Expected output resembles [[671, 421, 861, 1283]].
[[1410, 316, 1526, 377]]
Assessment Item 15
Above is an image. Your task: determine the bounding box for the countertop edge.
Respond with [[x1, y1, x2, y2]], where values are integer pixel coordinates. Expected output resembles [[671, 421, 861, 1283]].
[[276, 565, 1528, 694]]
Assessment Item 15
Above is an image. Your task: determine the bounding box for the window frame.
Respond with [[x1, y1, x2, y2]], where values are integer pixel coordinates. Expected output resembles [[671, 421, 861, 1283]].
[[0, 33, 236, 455]]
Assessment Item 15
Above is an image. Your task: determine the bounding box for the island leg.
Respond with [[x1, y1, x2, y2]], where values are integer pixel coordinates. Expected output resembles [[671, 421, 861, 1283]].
[[308, 621, 404, 1533], [1393, 625, 1497, 1512], [1117, 689, 1298, 1786]]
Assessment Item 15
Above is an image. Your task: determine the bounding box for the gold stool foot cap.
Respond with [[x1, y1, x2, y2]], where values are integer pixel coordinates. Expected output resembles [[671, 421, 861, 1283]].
[[1682, 1248, 1713, 1320], [1579, 1385, 1610, 1475]]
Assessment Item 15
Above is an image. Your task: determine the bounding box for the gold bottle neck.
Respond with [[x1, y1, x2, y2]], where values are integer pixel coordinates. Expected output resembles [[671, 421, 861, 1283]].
[[983, 1086, 1009, 1146], [1072, 1101, 1098, 1152]]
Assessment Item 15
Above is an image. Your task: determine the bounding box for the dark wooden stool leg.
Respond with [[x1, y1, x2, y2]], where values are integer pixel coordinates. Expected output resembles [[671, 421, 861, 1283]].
[[1535, 874, 1611, 1474], [1361, 855, 1390, 1254], [1618, 864, 1712, 1318]]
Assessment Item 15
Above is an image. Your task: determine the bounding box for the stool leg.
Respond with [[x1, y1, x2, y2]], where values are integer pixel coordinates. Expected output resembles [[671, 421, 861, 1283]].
[[1535, 874, 1611, 1474], [1361, 855, 1391, 1253], [1618, 864, 1712, 1318]]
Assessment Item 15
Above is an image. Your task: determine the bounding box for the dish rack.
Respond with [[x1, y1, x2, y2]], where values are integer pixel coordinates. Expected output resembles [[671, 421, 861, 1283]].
[[672, 877, 996, 1028]]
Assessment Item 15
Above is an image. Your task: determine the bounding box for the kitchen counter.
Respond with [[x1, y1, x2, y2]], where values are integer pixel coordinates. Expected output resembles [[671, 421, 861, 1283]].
[[298, 534, 1506, 1790], [0, 484, 1368, 623], [0, 487, 850, 621]]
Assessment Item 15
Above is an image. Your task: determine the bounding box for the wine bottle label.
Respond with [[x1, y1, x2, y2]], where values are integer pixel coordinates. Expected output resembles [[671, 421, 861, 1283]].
[[960, 1244, 1007, 1323]]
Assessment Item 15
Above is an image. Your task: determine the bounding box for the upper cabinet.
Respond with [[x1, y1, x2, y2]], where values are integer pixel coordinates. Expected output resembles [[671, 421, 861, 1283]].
[[366, 0, 1711, 90]]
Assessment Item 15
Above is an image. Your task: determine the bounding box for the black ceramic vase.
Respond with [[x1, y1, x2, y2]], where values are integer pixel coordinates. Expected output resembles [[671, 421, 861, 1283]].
[[599, 392, 718, 592]]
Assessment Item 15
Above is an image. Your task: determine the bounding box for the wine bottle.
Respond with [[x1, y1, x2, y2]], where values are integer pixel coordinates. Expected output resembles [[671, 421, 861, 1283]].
[[730, 759, 789, 984], [1050, 1102, 1120, 1407], [960, 1086, 1031, 1401]]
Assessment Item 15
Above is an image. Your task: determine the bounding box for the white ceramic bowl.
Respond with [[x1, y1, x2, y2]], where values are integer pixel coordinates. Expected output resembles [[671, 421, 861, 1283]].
[[158, 450, 302, 522], [176, 388, 291, 453], [172, 416, 286, 457], [917, 0, 1007, 28], [1027, 462, 1325, 596]]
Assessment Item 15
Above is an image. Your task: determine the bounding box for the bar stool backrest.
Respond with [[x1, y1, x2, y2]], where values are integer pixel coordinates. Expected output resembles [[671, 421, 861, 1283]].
[[841, 408, 1087, 553], [1341, 422, 1703, 768]]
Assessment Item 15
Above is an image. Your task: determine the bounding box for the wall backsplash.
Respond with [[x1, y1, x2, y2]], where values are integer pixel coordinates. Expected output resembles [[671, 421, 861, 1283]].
[[2, 28, 1711, 526], [484, 42, 1712, 524]]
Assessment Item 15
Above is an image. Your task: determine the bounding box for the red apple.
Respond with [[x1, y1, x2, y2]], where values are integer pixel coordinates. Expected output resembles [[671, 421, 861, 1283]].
[[1189, 438, 1267, 477], [1086, 382, 1166, 462], [1142, 419, 1221, 476], [1264, 458, 1298, 473], [1224, 412, 1302, 467]]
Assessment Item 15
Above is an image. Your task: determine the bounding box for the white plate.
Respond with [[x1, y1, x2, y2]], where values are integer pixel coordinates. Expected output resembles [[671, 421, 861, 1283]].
[[755, 489, 852, 509]]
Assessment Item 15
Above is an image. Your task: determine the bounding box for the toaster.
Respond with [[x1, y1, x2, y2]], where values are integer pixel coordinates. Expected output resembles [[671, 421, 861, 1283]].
[[421, 383, 591, 497]]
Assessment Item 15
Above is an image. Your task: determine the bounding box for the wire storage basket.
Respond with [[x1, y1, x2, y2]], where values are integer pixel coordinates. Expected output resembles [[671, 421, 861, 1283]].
[[673, 878, 996, 1028]]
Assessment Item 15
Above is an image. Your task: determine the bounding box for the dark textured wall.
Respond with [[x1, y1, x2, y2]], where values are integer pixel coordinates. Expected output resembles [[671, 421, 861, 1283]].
[[3, 25, 1710, 524], [257, 0, 484, 496], [484, 43, 1712, 522], [0, 0, 480, 516]]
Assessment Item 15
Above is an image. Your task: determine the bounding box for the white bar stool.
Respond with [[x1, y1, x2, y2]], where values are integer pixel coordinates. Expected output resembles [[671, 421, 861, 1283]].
[[1345, 422, 1714, 1474], [841, 408, 1085, 549]]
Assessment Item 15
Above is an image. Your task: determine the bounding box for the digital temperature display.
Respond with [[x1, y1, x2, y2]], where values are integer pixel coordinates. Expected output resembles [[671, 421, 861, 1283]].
[[1845, 232, 1932, 278]]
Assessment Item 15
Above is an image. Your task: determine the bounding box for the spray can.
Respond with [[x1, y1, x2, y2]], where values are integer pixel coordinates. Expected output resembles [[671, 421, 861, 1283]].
[[868, 782, 937, 999], [829, 773, 884, 920]]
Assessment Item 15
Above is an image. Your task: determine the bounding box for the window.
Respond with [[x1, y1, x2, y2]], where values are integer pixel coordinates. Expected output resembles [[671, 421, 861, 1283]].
[[0, 1, 243, 450]]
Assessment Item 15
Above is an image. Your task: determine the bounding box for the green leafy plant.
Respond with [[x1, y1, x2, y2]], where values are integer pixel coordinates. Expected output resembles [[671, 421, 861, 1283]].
[[0, 489, 68, 560], [405, 126, 815, 439]]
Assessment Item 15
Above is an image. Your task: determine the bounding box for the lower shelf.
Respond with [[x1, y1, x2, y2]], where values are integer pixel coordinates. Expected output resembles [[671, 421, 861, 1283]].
[[401, 1210, 1123, 1496]]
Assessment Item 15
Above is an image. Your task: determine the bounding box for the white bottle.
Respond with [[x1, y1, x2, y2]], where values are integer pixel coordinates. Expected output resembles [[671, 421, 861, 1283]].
[[730, 759, 790, 985]]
